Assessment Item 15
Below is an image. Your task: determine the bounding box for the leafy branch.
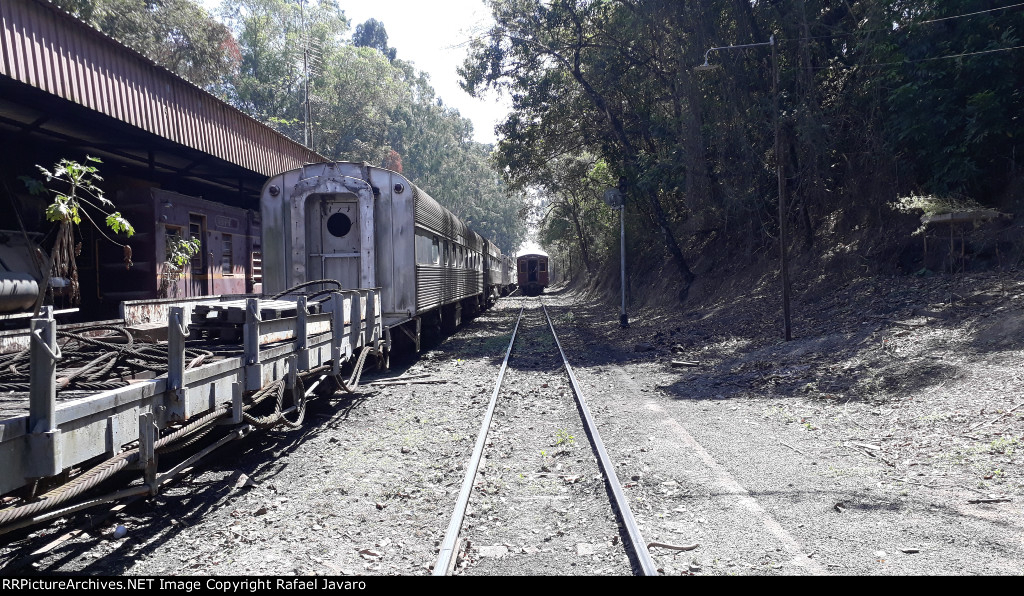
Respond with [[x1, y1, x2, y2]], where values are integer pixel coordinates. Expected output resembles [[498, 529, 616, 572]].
[[25, 157, 135, 240], [164, 236, 202, 281], [20, 156, 134, 309]]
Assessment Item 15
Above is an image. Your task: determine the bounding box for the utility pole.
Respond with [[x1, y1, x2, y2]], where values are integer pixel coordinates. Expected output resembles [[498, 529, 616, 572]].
[[772, 35, 792, 341], [697, 33, 792, 341], [301, 0, 311, 149]]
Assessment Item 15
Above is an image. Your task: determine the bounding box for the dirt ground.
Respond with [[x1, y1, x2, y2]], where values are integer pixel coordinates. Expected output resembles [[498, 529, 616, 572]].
[[1, 267, 1022, 575]]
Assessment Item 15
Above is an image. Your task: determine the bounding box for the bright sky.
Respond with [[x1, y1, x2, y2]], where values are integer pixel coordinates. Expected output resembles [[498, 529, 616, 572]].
[[337, 0, 508, 144], [203, 0, 509, 144]]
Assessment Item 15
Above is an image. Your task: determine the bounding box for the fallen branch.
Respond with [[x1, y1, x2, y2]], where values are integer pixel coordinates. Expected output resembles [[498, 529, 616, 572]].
[[367, 378, 447, 387], [868, 315, 927, 328], [843, 443, 895, 467], [671, 360, 699, 368], [893, 477, 935, 488], [363, 372, 432, 383], [647, 541, 699, 552], [966, 401, 1024, 433], [967, 497, 1011, 504], [840, 409, 871, 431], [780, 441, 810, 457]]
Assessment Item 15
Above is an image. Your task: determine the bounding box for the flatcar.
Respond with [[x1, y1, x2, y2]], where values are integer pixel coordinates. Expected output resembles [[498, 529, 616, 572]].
[[516, 250, 549, 296], [261, 161, 507, 351]]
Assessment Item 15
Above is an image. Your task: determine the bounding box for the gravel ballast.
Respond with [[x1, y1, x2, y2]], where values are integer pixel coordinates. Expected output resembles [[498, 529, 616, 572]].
[[1, 270, 1022, 575]]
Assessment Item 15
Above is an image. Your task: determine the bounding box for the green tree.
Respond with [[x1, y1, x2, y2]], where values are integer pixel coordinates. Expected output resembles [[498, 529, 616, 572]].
[[869, 0, 1024, 199], [53, 0, 240, 90], [462, 0, 697, 294], [353, 18, 397, 61], [221, 0, 346, 139]]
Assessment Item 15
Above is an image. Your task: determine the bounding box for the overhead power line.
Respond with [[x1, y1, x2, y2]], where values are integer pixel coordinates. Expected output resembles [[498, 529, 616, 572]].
[[917, 1, 1024, 25], [786, 1, 1024, 43], [811, 43, 1024, 71]]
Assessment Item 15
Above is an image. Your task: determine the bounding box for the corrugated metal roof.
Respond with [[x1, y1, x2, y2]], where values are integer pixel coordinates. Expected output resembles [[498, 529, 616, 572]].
[[0, 0, 327, 177]]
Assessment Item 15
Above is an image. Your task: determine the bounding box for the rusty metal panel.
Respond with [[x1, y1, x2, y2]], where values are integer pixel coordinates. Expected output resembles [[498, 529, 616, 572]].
[[1, 0, 326, 176]]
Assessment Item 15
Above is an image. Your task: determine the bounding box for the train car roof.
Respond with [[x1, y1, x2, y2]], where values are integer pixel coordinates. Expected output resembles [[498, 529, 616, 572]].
[[515, 248, 549, 258]]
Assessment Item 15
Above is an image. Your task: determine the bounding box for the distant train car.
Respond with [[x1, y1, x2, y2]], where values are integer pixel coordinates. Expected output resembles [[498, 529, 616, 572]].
[[261, 161, 503, 348], [516, 250, 549, 296]]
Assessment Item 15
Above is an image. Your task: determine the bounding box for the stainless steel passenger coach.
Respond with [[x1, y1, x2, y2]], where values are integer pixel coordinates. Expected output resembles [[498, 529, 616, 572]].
[[261, 162, 508, 347]]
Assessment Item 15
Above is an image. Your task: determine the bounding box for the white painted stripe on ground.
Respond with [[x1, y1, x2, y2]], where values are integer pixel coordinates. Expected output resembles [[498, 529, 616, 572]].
[[609, 366, 828, 575]]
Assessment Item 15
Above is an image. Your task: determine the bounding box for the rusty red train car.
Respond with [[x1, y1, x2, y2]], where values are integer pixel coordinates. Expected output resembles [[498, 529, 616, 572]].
[[516, 250, 549, 296], [93, 188, 262, 309]]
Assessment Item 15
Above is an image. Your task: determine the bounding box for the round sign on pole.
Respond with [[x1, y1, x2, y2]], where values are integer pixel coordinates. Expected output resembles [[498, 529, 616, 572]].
[[603, 188, 624, 208]]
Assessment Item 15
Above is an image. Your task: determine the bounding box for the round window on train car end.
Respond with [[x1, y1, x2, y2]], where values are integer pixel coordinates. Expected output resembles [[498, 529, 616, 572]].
[[327, 212, 353, 237]]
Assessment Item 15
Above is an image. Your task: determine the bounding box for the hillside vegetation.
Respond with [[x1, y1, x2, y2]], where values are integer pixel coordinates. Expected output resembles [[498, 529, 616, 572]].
[[461, 0, 1023, 308]]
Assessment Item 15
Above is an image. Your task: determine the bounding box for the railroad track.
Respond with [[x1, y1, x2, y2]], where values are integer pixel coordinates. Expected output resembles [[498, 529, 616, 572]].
[[433, 300, 657, 575]]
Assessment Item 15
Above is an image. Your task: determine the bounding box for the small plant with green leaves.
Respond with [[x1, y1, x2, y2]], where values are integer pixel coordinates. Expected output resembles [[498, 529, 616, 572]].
[[988, 436, 1018, 456], [20, 156, 133, 307], [164, 235, 201, 279], [554, 428, 576, 447], [159, 234, 202, 296]]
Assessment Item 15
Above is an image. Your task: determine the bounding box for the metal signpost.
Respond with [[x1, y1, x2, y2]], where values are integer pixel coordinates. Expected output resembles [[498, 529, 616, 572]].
[[603, 188, 629, 328]]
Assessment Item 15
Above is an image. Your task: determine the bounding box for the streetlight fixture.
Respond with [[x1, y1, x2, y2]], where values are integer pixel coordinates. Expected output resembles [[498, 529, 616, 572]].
[[697, 34, 792, 341]]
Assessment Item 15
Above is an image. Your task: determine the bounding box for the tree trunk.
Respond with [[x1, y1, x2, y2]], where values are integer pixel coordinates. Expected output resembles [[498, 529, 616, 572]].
[[569, 67, 695, 296], [643, 184, 695, 291]]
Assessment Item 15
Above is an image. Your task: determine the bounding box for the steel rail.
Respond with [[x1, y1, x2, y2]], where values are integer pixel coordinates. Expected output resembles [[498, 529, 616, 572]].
[[542, 304, 658, 576], [433, 306, 525, 576]]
